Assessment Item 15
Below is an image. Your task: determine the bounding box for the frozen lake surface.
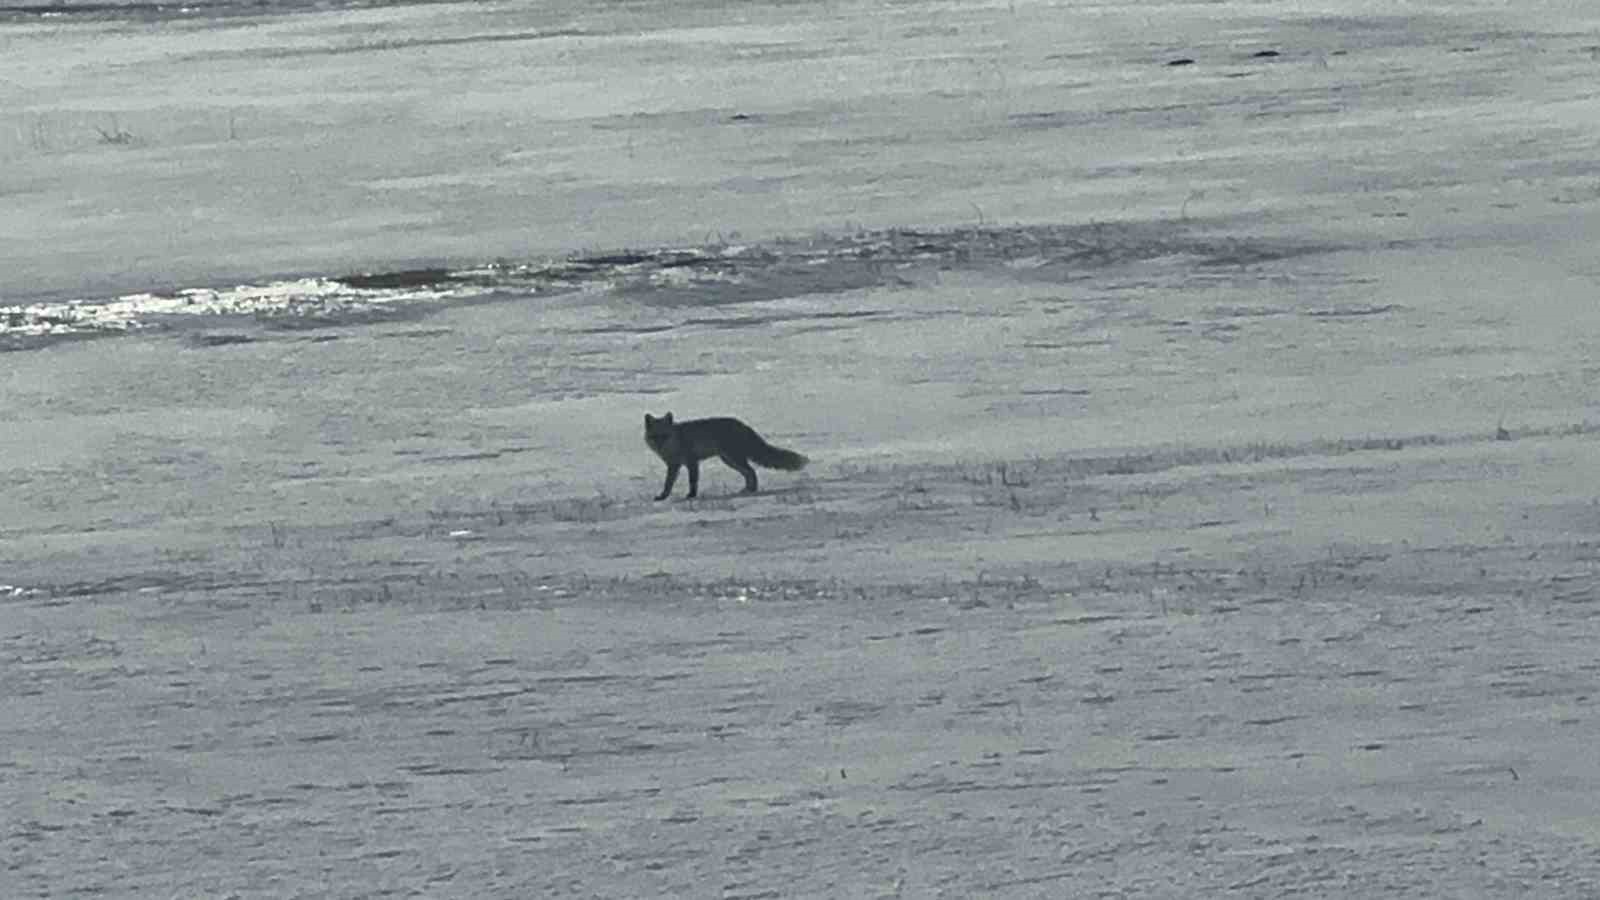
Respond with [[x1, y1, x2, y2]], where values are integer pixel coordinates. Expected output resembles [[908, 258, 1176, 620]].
[[5, 0, 1600, 896]]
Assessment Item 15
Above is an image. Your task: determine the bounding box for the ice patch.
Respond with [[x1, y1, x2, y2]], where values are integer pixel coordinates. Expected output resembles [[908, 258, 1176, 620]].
[[0, 276, 482, 342], [0, 223, 1336, 349]]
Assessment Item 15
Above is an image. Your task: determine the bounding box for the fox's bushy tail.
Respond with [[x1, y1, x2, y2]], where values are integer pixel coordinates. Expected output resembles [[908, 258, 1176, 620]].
[[749, 439, 808, 471]]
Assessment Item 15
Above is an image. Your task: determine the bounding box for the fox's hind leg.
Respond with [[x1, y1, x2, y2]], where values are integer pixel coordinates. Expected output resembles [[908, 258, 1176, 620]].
[[720, 453, 759, 494], [655, 462, 681, 501]]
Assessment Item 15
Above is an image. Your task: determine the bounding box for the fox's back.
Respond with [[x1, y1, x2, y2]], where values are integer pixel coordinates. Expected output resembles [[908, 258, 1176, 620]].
[[653, 417, 760, 461]]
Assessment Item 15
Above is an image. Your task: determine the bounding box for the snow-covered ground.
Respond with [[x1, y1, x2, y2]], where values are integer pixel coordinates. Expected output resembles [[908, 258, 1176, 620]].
[[5, 0, 1600, 895]]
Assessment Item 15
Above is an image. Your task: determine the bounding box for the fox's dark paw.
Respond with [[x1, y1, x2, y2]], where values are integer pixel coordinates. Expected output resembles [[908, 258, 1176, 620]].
[[653, 493, 670, 501]]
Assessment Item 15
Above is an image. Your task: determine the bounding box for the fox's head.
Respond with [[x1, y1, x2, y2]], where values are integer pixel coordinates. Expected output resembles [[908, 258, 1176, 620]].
[[644, 412, 674, 438]]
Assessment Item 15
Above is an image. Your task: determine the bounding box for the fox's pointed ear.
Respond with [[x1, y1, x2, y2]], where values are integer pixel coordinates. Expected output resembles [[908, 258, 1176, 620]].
[[644, 413, 655, 426], [662, 412, 673, 423]]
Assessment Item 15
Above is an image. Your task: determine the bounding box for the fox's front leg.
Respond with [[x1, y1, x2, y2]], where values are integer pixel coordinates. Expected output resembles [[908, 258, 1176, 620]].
[[685, 459, 701, 499], [655, 462, 680, 501]]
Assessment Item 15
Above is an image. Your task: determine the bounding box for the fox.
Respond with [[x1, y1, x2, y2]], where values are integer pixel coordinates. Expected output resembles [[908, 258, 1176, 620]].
[[644, 412, 808, 500]]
